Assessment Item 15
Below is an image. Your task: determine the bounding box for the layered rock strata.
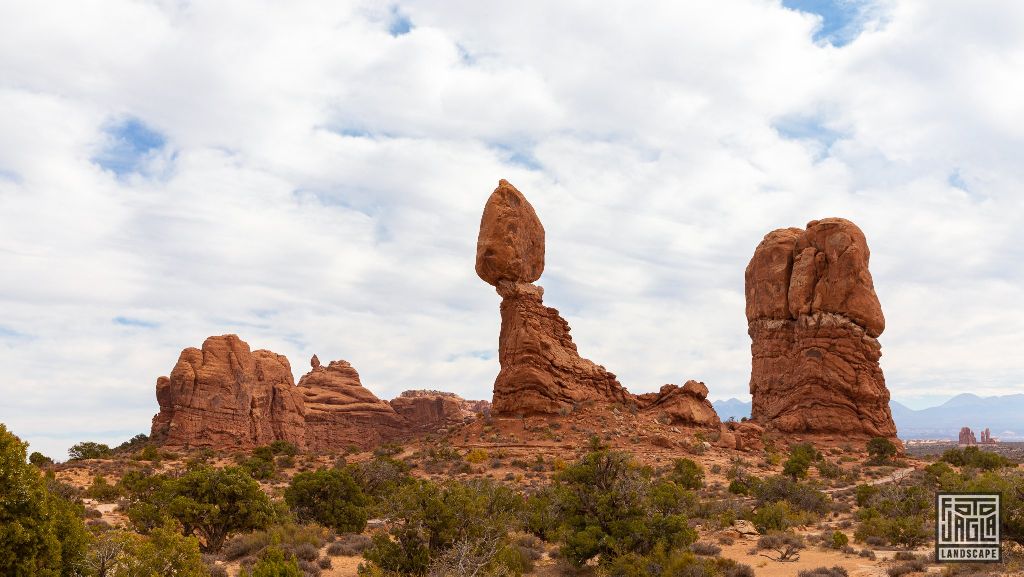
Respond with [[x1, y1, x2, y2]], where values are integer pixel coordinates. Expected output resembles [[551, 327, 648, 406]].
[[745, 218, 897, 437], [151, 334, 306, 449], [477, 180, 634, 416]]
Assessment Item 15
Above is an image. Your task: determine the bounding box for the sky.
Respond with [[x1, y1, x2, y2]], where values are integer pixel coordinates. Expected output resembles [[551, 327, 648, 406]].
[[1, 1, 1023, 460]]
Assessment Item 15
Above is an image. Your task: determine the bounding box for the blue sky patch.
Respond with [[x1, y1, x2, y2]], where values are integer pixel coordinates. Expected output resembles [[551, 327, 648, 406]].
[[388, 6, 413, 37], [772, 115, 846, 151], [93, 117, 167, 176], [112, 316, 159, 329], [489, 142, 542, 171], [782, 0, 873, 47]]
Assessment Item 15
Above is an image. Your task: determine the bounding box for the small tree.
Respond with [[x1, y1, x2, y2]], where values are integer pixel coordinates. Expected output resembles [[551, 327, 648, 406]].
[[29, 451, 54, 467], [68, 441, 112, 461], [866, 437, 897, 465], [285, 468, 368, 533], [757, 532, 805, 562], [241, 546, 302, 577], [166, 466, 275, 551], [670, 458, 705, 489]]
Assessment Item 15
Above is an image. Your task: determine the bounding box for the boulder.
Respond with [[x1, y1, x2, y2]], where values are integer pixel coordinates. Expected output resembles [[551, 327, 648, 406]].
[[476, 179, 545, 286], [745, 218, 897, 438], [637, 382, 720, 427]]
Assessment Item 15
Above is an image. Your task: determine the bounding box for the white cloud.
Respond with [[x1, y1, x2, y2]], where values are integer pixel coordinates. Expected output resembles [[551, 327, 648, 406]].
[[1, 0, 1022, 459]]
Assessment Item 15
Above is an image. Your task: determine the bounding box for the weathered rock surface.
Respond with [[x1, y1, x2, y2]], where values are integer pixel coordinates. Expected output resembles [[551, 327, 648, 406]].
[[477, 180, 717, 426], [390, 390, 489, 432], [296, 357, 406, 450], [745, 218, 897, 438], [151, 334, 306, 449], [635, 381, 720, 427], [476, 179, 545, 286]]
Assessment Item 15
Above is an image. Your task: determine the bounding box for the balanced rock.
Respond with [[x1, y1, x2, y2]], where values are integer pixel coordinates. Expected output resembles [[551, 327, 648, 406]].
[[297, 357, 405, 450], [389, 390, 489, 432], [476, 181, 632, 415], [476, 179, 545, 286], [745, 218, 896, 438], [150, 334, 306, 449]]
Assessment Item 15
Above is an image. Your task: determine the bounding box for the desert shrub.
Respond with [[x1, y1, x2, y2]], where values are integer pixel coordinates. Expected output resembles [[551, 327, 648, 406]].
[[318, 556, 332, 569], [134, 445, 161, 462], [222, 523, 329, 561], [858, 548, 876, 559], [866, 437, 897, 465], [269, 440, 299, 456], [68, 440, 112, 460], [349, 456, 413, 501], [292, 541, 319, 562], [854, 515, 929, 549], [816, 460, 843, 479], [0, 423, 89, 576], [690, 541, 722, 556], [752, 476, 830, 514], [798, 567, 848, 577], [670, 457, 705, 489], [523, 486, 560, 540], [285, 468, 367, 533], [465, 448, 489, 464], [783, 443, 819, 480], [328, 534, 372, 556], [605, 547, 753, 577], [87, 474, 123, 502], [886, 559, 925, 577], [29, 450, 54, 467], [826, 531, 849, 549], [363, 478, 524, 576], [940, 446, 1013, 470], [548, 449, 698, 566], [121, 465, 274, 551], [854, 484, 878, 507], [277, 454, 296, 469], [756, 532, 805, 562], [241, 546, 302, 577], [242, 452, 276, 480], [88, 523, 207, 576]]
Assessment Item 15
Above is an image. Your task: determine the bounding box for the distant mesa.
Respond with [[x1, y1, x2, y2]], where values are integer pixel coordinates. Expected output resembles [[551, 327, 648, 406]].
[[475, 180, 721, 431], [745, 218, 897, 439], [151, 335, 488, 451]]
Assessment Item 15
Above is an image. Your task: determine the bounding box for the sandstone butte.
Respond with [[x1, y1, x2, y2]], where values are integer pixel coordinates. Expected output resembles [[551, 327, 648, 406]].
[[745, 218, 898, 439], [151, 335, 487, 451], [476, 179, 721, 431]]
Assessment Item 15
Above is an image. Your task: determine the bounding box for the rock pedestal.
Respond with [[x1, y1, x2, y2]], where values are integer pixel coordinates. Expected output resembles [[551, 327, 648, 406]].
[[745, 218, 897, 438]]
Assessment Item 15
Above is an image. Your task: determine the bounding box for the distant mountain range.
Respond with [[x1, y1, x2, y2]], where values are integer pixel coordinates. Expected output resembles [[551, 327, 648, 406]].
[[712, 393, 1024, 440]]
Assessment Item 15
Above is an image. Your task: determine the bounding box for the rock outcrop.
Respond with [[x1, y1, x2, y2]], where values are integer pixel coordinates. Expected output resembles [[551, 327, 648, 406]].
[[745, 218, 897, 438], [635, 381, 720, 427], [389, 390, 489, 432], [296, 357, 406, 450], [150, 334, 306, 449], [477, 180, 633, 416]]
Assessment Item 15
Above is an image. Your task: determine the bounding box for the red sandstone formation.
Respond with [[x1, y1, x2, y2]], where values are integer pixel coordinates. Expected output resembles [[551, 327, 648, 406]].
[[634, 381, 720, 427], [296, 356, 406, 450], [477, 180, 633, 416], [745, 218, 897, 438], [389, 390, 489, 432], [959, 426, 978, 445], [150, 334, 306, 449]]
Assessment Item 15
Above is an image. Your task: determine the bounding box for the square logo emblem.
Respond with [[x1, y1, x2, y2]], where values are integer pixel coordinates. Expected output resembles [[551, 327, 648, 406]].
[[936, 493, 1001, 563]]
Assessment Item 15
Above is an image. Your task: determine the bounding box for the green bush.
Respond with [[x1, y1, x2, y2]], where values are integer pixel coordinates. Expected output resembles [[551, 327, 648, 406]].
[[605, 546, 753, 577], [87, 474, 123, 502], [68, 441, 112, 461], [269, 440, 299, 456], [751, 476, 830, 514], [1, 423, 89, 576], [285, 468, 367, 533], [121, 465, 274, 551], [29, 451, 54, 467], [89, 523, 207, 576], [866, 437, 897, 465], [940, 446, 1014, 470], [549, 449, 697, 566], [783, 444, 818, 480], [669, 458, 705, 489], [242, 546, 302, 577], [363, 478, 524, 576], [828, 531, 849, 549]]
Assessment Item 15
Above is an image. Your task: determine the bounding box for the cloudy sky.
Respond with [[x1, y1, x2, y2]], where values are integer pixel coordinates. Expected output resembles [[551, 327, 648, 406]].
[[2, 0, 1023, 459]]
